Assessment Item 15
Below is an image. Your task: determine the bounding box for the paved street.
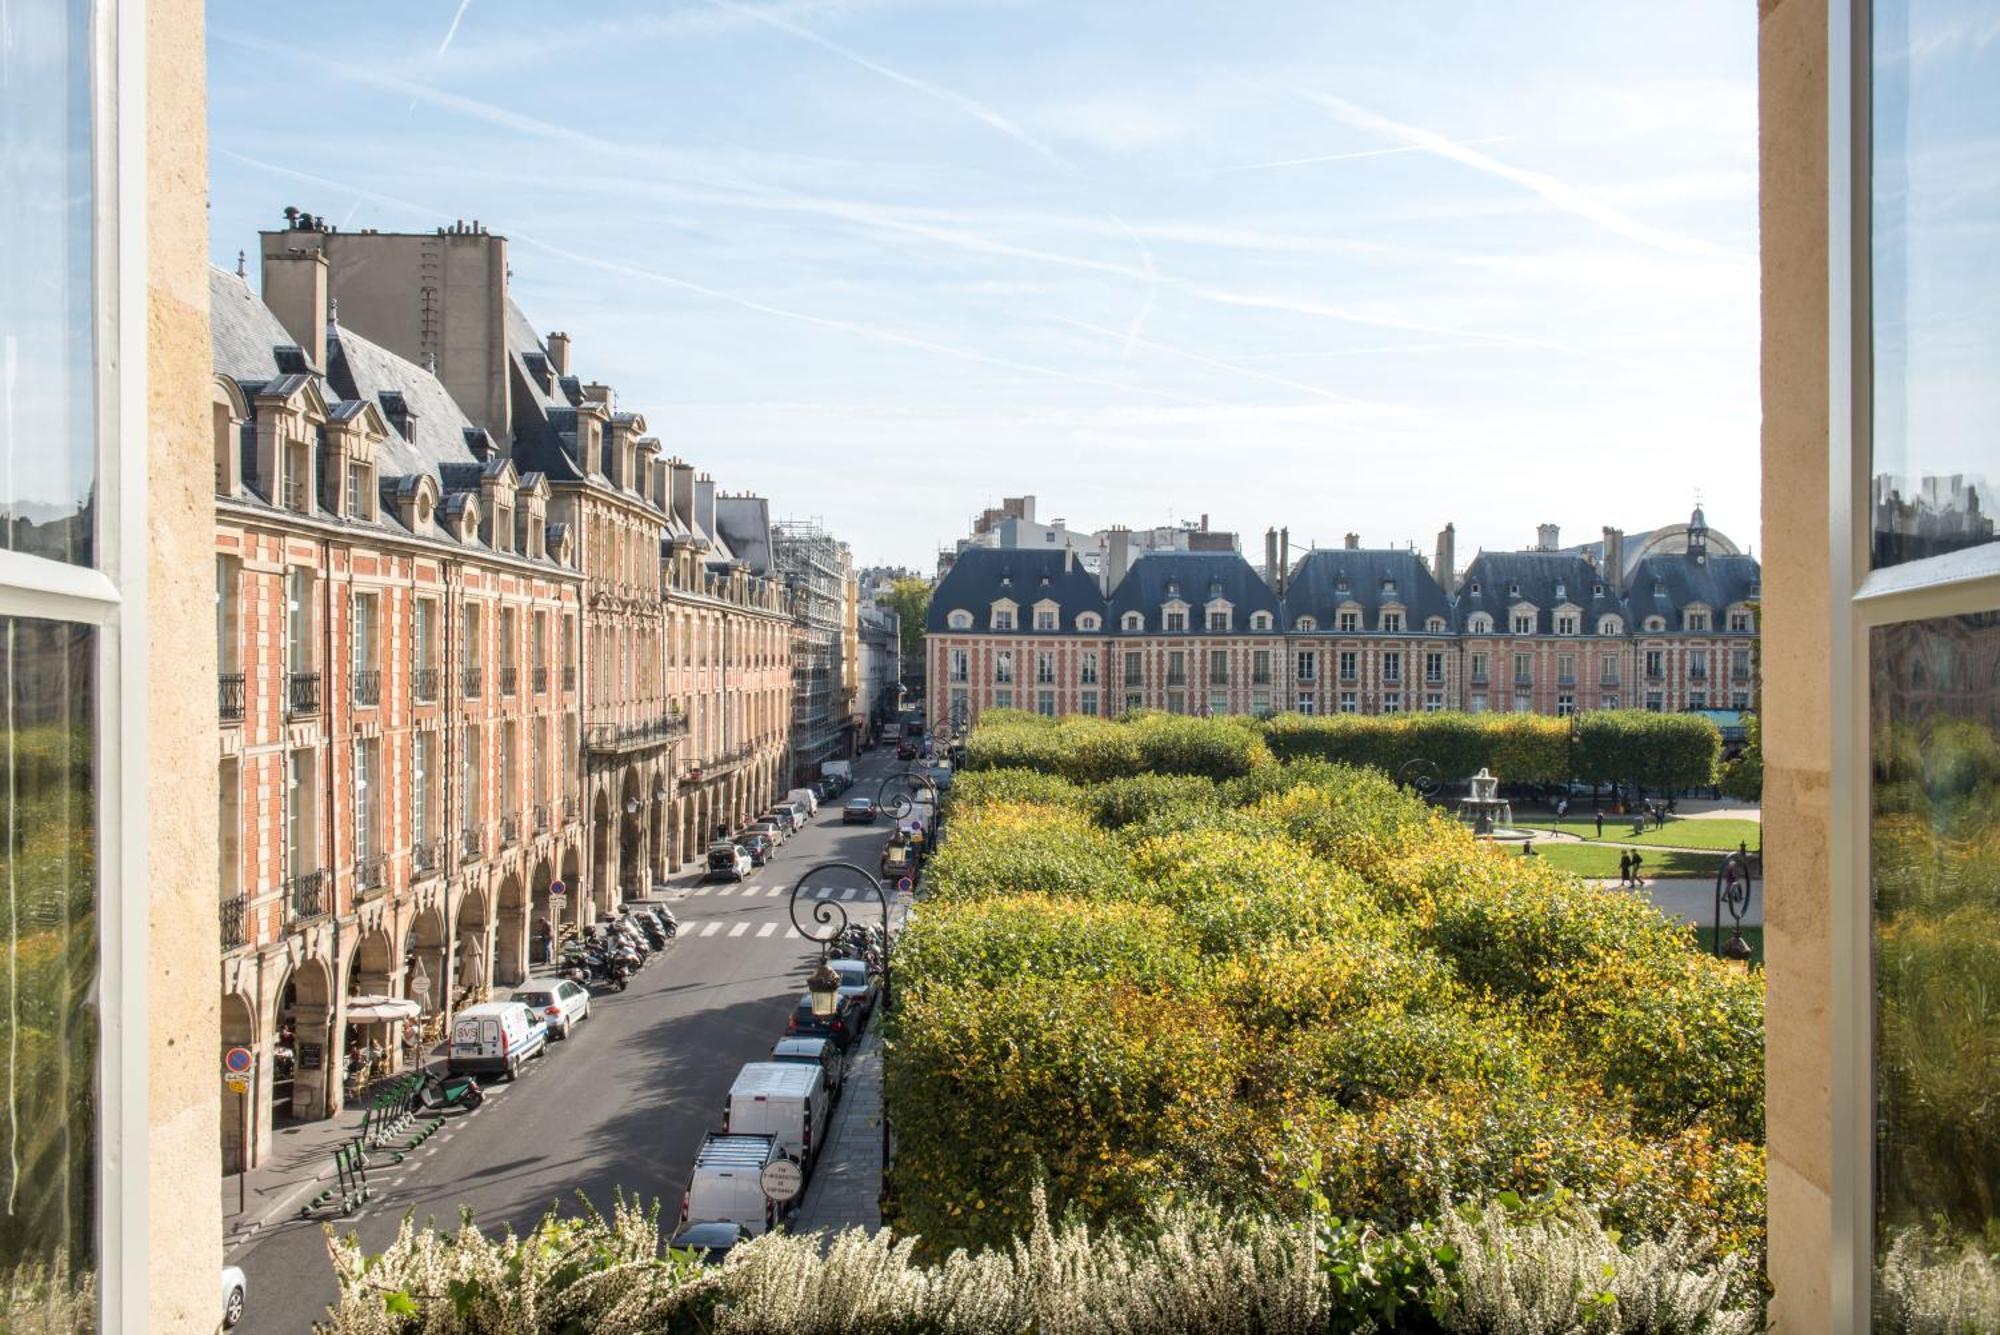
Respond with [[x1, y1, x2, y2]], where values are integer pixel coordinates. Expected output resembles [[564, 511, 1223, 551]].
[[230, 749, 909, 1333]]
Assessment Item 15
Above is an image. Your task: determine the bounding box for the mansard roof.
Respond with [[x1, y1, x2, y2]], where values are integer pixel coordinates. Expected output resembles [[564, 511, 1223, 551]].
[[1626, 550, 1761, 629], [927, 546, 1105, 633], [1284, 548, 1450, 628], [211, 267, 306, 385], [1453, 551, 1623, 631], [1107, 550, 1280, 632], [713, 495, 775, 577]]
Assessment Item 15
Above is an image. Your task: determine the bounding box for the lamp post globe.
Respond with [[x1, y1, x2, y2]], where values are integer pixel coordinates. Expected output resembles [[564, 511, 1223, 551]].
[[807, 956, 842, 1018]]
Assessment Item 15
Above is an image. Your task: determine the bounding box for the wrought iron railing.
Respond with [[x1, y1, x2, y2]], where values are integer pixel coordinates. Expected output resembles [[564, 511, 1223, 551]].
[[532, 803, 551, 834], [532, 666, 548, 694], [411, 840, 441, 875], [355, 855, 386, 891], [563, 665, 577, 691], [286, 671, 321, 716], [500, 813, 519, 846], [352, 669, 381, 707], [500, 666, 517, 697], [219, 673, 245, 721], [220, 893, 249, 950], [462, 667, 483, 699], [583, 710, 689, 754], [414, 666, 440, 703], [461, 827, 483, 860], [286, 870, 327, 921]]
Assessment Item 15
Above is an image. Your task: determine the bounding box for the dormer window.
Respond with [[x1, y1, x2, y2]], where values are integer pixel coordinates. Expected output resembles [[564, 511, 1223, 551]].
[[1593, 583, 1605, 597], [1686, 610, 1710, 632], [1249, 611, 1272, 631], [1383, 579, 1397, 595], [344, 461, 377, 521], [1381, 611, 1403, 632], [492, 502, 513, 553], [1205, 608, 1231, 632], [1034, 607, 1058, 631], [1646, 616, 1666, 632], [947, 609, 973, 630], [1469, 580, 1481, 594], [992, 609, 1016, 631], [1599, 616, 1624, 636], [1556, 613, 1578, 635], [1121, 611, 1144, 632], [1426, 617, 1446, 633], [1729, 610, 1752, 632], [1078, 613, 1101, 632], [1508, 582, 1520, 597], [1337, 610, 1359, 632], [1468, 614, 1492, 634], [1164, 609, 1188, 632], [1511, 612, 1536, 634], [1294, 615, 1318, 632]]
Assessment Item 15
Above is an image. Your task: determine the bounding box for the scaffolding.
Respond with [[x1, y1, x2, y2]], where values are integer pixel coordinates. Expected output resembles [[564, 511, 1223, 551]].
[[773, 520, 847, 774]]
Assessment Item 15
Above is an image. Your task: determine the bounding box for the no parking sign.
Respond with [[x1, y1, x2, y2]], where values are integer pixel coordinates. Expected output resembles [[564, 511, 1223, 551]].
[[549, 879, 567, 898]]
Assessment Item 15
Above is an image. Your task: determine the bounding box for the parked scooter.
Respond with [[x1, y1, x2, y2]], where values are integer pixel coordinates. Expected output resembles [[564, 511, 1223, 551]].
[[408, 1068, 484, 1113]]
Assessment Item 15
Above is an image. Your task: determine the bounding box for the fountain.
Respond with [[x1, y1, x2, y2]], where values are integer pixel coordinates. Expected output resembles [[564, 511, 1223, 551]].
[[1456, 768, 1526, 841]]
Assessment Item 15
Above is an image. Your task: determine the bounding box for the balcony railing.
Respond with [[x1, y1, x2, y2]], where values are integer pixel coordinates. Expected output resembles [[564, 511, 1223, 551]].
[[532, 666, 548, 694], [583, 710, 689, 755], [562, 797, 580, 825], [411, 839, 441, 875], [1514, 673, 1534, 686], [563, 665, 577, 692], [355, 854, 386, 891], [533, 803, 551, 834], [219, 673, 245, 722], [220, 893, 249, 951], [1339, 670, 1358, 682], [1557, 674, 1577, 686], [1469, 672, 1489, 686], [352, 668, 381, 708], [1123, 673, 1143, 687], [461, 827, 484, 860], [1645, 667, 1665, 680], [1165, 672, 1188, 687], [414, 666, 440, 703], [1424, 673, 1444, 685], [286, 671, 321, 716], [286, 870, 327, 922], [500, 813, 519, 846], [500, 666, 518, 697], [462, 667, 483, 699]]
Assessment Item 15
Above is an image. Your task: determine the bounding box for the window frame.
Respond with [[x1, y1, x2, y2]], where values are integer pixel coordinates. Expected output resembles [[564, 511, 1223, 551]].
[[0, 5, 153, 1313], [1828, 4, 2000, 1324]]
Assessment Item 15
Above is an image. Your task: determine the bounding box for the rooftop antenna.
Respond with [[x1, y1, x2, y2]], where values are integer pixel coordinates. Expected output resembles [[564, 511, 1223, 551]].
[[235, 249, 246, 278], [329, 295, 339, 323]]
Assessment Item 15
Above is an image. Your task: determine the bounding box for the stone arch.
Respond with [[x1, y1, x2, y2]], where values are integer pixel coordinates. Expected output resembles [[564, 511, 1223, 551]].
[[407, 905, 450, 1020], [456, 884, 493, 1005], [529, 857, 556, 964], [560, 844, 583, 930], [590, 786, 615, 919], [279, 955, 336, 1120], [349, 926, 396, 998], [615, 767, 644, 909], [221, 990, 258, 1172], [495, 872, 527, 986]]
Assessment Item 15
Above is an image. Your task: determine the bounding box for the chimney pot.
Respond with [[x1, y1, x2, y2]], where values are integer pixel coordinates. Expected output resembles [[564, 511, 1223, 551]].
[[1344, 532, 1359, 550]]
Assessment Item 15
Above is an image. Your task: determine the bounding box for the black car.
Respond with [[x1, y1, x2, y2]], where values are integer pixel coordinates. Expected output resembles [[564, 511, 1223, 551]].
[[735, 832, 774, 866], [786, 992, 861, 1050], [670, 1221, 754, 1265], [842, 798, 877, 824]]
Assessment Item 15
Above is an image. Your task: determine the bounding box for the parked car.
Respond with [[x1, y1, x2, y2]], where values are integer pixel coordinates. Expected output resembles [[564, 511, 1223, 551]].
[[736, 832, 774, 866], [682, 1133, 787, 1236], [843, 798, 877, 825], [771, 1034, 845, 1100], [509, 978, 591, 1039], [745, 819, 786, 847], [787, 787, 820, 818], [448, 1001, 548, 1081], [787, 991, 862, 1050], [896, 742, 918, 760], [669, 1220, 755, 1264], [825, 958, 881, 1025], [762, 807, 799, 836], [723, 1061, 831, 1169], [706, 841, 753, 881], [774, 799, 810, 829], [221, 1266, 247, 1329]]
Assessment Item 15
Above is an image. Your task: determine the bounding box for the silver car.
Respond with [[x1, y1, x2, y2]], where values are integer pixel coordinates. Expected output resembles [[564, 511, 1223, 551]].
[[221, 1265, 247, 1328]]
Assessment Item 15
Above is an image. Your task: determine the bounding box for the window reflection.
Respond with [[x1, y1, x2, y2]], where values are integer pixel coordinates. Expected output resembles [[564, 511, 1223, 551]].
[[1871, 0, 2000, 569], [1870, 612, 2000, 1316], [0, 618, 96, 1315], [0, 0, 97, 568]]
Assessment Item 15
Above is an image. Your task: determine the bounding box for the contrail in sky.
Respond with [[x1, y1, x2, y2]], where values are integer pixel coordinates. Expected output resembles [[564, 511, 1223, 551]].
[[410, 0, 476, 111]]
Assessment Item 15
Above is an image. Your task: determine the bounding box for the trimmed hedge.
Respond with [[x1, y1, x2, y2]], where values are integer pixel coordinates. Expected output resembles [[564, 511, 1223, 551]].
[[897, 719, 1765, 1295]]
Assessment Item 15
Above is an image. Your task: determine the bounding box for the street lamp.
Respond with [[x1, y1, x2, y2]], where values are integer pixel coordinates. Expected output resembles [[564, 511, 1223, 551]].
[[807, 954, 842, 1018], [789, 860, 896, 1200], [1395, 756, 1443, 800], [1713, 841, 1757, 963]]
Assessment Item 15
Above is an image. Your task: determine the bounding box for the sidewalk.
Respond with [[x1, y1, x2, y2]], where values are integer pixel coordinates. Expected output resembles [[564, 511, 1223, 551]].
[[1597, 875, 1764, 927], [789, 1026, 886, 1237]]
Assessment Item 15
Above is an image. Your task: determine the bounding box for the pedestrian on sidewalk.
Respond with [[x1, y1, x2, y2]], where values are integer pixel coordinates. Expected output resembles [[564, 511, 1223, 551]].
[[534, 915, 553, 965], [1618, 850, 1632, 886], [1630, 850, 1646, 883], [1595, 809, 1604, 839]]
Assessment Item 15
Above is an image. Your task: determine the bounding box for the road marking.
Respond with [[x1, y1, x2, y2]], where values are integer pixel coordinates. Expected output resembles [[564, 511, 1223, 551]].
[[841, 887, 857, 901], [699, 921, 722, 937], [770, 885, 785, 897], [785, 927, 800, 939], [716, 886, 735, 897], [756, 922, 776, 938], [691, 887, 711, 897], [728, 922, 749, 937]]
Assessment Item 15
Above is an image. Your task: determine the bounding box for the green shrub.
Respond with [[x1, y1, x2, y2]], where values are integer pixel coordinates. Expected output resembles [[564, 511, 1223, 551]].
[[947, 767, 1085, 814], [1088, 773, 1223, 829], [895, 894, 1195, 999], [1574, 711, 1722, 793], [924, 803, 1127, 904], [1123, 830, 1375, 957]]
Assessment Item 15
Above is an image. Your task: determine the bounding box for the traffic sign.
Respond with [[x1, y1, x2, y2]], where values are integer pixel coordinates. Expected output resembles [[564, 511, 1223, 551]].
[[223, 1046, 254, 1076], [225, 1077, 249, 1096], [896, 876, 913, 894], [760, 1158, 804, 1204], [549, 880, 567, 898]]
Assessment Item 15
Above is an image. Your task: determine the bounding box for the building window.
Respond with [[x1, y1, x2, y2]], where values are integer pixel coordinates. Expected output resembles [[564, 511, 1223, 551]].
[[1424, 692, 1443, 712], [354, 737, 381, 865], [1468, 694, 1487, 713], [1166, 691, 1186, 714], [1252, 650, 1271, 685], [1645, 649, 1665, 678], [1468, 614, 1492, 635], [1209, 649, 1228, 685], [346, 461, 372, 520], [1687, 610, 1709, 631], [1424, 651, 1443, 683], [1080, 651, 1099, 685], [1512, 612, 1536, 634], [1209, 691, 1229, 715], [1122, 612, 1144, 632], [1382, 651, 1401, 683], [1294, 616, 1318, 632], [1731, 648, 1752, 680], [1206, 609, 1230, 631], [1512, 691, 1532, 714], [1690, 649, 1711, 680], [1601, 695, 1620, 710], [1729, 611, 1752, 632], [950, 649, 968, 683], [1427, 616, 1447, 633], [994, 688, 1013, 710], [1469, 652, 1488, 682], [1339, 650, 1357, 682], [1380, 611, 1403, 632], [1556, 693, 1575, 717], [1080, 690, 1098, 717], [1382, 692, 1401, 714], [1124, 652, 1143, 687], [1556, 613, 1578, 635], [1337, 610, 1359, 632], [1645, 691, 1663, 712], [1164, 610, 1187, 632], [1601, 655, 1620, 684], [1166, 651, 1187, 687], [948, 609, 972, 630], [991, 608, 1015, 631], [1035, 609, 1057, 631], [1078, 613, 1101, 631], [1513, 653, 1532, 684], [1296, 650, 1316, 683], [1124, 693, 1143, 712], [1731, 690, 1749, 710], [1297, 694, 1316, 715], [1557, 652, 1576, 684], [1250, 612, 1271, 631], [1599, 616, 1623, 636], [994, 651, 1013, 684], [1036, 651, 1055, 684], [1338, 691, 1357, 713]]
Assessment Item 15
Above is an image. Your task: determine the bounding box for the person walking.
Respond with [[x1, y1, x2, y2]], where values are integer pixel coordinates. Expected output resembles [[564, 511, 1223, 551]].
[[1595, 809, 1604, 839], [1630, 850, 1646, 884], [1618, 850, 1633, 886]]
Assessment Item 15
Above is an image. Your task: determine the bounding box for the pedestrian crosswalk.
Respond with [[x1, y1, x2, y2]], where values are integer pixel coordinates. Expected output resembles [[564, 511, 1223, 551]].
[[692, 919, 803, 939]]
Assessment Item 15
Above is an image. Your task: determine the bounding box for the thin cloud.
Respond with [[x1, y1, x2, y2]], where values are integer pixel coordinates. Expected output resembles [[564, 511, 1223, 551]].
[[1300, 89, 1752, 263], [436, 0, 474, 58], [1197, 138, 1511, 176]]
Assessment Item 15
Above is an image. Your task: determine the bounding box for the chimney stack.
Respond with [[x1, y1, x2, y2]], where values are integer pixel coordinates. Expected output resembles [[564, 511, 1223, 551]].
[[1601, 527, 1626, 593], [1279, 527, 1291, 594], [1537, 523, 1561, 552], [670, 459, 696, 532], [546, 331, 571, 377], [1264, 527, 1279, 586], [260, 245, 329, 371], [1434, 523, 1457, 595], [1103, 525, 1132, 596], [1344, 533, 1360, 550]]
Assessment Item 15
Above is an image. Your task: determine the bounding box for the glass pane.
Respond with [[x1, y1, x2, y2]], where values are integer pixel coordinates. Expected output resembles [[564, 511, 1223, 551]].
[[0, 618, 97, 1311], [1870, 612, 2000, 1312], [1870, 1, 2000, 568]]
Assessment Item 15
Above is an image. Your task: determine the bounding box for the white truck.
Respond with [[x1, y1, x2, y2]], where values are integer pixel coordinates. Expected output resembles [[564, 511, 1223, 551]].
[[822, 760, 852, 784], [681, 1132, 785, 1236], [723, 1062, 830, 1170]]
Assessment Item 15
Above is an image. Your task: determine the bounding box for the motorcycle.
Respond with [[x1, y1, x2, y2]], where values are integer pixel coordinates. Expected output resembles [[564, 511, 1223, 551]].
[[408, 1068, 484, 1113]]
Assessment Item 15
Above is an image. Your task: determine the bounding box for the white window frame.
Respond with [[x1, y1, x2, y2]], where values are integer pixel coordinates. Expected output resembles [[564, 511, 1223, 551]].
[[1828, 8, 2000, 1323], [0, 4, 149, 1318]]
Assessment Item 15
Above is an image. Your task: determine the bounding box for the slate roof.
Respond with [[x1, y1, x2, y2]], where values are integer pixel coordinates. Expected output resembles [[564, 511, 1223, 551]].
[[1453, 551, 1626, 633], [504, 299, 589, 486], [1625, 551, 1760, 631], [927, 546, 1106, 633], [1283, 548, 1451, 631], [211, 267, 302, 385], [326, 322, 497, 484], [1107, 551, 1280, 634], [713, 496, 775, 576]]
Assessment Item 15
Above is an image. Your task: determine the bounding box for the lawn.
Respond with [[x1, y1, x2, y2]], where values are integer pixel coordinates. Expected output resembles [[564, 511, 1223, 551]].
[[1524, 813, 1761, 852], [1535, 841, 1728, 880]]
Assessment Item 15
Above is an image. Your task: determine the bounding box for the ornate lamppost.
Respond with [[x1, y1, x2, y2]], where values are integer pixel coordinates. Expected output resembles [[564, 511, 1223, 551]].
[[875, 767, 944, 857], [788, 859, 895, 1182], [1712, 841, 1756, 962], [1395, 756, 1443, 801]]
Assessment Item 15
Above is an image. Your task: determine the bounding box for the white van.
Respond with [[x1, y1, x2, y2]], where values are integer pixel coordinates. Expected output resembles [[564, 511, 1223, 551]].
[[447, 1001, 548, 1081], [774, 798, 810, 829], [723, 1062, 829, 1169], [681, 1132, 785, 1236], [787, 786, 820, 818]]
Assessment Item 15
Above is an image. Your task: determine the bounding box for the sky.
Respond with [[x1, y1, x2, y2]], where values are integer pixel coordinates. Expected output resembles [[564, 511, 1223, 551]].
[[205, 0, 1760, 571]]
